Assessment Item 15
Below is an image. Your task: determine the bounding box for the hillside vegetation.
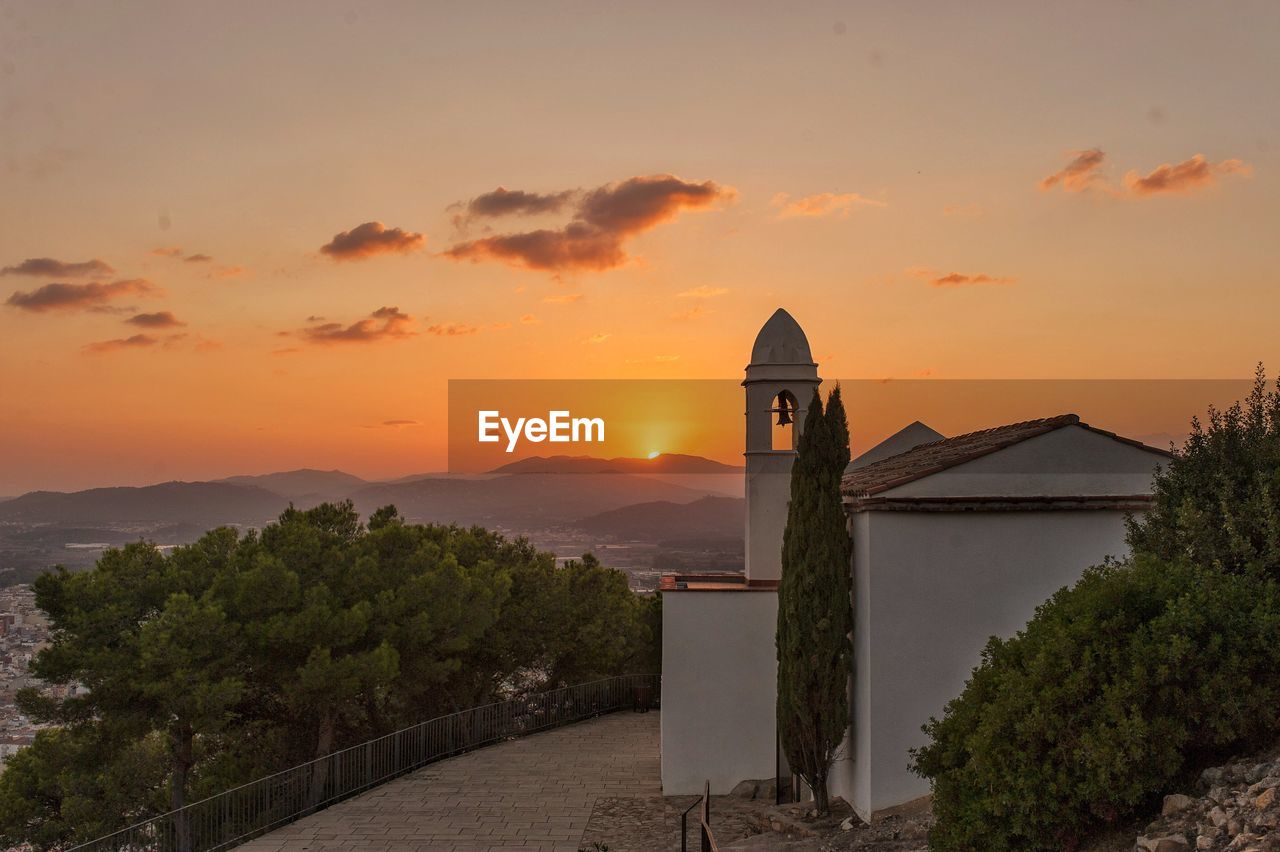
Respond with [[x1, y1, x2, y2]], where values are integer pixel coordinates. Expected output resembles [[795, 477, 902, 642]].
[[0, 502, 660, 850]]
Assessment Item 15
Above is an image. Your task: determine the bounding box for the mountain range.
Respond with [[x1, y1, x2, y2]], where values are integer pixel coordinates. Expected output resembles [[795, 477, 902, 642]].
[[0, 457, 745, 585], [0, 456, 742, 532]]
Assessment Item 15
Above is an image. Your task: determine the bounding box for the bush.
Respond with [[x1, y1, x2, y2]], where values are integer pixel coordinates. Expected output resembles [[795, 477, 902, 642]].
[[1127, 367, 1280, 577], [912, 555, 1280, 851]]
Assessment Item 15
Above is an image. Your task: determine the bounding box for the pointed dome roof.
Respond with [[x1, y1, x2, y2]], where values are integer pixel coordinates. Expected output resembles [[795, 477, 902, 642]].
[[750, 308, 814, 365]]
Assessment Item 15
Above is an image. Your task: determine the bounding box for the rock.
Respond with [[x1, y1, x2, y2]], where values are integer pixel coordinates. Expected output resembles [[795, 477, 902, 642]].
[[1197, 836, 1214, 850], [730, 780, 758, 799], [1255, 787, 1277, 810], [839, 816, 854, 831], [1203, 767, 1226, 788], [756, 779, 777, 802], [1165, 794, 1196, 816], [1143, 835, 1189, 852]]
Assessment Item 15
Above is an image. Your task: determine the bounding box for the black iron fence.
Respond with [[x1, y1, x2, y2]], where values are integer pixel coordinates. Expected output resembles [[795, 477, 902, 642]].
[[68, 674, 660, 852]]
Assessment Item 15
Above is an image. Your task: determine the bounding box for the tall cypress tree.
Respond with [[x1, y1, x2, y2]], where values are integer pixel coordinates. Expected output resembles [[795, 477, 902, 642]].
[[777, 385, 853, 815]]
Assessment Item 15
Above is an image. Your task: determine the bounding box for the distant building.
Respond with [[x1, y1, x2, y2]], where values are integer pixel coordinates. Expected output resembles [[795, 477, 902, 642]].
[[660, 309, 1170, 822]]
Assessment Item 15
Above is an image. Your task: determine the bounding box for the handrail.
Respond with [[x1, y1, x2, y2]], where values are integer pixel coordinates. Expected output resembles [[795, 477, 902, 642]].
[[683, 779, 719, 852], [68, 674, 660, 852]]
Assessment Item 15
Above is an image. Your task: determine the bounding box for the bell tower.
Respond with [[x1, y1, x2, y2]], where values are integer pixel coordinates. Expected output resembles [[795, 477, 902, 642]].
[[744, 308, 820, 582]]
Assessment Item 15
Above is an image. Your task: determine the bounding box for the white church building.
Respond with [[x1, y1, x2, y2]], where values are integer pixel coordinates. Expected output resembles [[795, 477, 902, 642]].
[[660, 308, 1171, 822]]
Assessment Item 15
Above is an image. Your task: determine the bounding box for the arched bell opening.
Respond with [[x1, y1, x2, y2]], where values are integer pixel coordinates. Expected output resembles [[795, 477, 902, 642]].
[[771, 389, 799, 451]]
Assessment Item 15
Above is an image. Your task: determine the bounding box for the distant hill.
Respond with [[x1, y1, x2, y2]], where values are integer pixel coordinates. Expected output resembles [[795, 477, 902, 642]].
[[0, 473, 718, 531], [489, 453, 742, 475], [573, 495, 744, 542], [217, 469, 369, 501], [0, 481, 287, 526], [350, 473, 714, 528]]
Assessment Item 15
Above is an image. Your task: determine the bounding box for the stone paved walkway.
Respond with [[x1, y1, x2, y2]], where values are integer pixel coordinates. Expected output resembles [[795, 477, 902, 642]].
[[238, 711, 662, 852]]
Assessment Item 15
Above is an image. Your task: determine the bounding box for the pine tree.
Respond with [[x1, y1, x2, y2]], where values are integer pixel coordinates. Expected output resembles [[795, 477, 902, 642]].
[[777, 386, 853, 815]]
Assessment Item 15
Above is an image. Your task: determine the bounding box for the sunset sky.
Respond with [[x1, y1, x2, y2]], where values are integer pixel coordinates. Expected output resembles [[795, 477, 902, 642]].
[[2, 1, 1278, 493]]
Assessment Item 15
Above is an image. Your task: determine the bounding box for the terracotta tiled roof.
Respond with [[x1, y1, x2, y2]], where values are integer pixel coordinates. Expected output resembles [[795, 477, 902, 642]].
[[840, 414, 1171, 498]]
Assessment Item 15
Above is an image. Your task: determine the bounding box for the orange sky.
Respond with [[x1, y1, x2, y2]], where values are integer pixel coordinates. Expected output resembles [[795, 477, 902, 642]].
[[1, 2, 1278, 493]]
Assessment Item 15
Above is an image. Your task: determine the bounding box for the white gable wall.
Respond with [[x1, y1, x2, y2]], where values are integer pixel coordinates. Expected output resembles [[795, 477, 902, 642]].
[[830, 426, 1166, 820], [831, 508, 1134, 818], [880, 425, 1164, 500]]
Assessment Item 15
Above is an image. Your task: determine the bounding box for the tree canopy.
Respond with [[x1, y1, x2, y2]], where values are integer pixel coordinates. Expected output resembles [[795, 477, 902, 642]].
[[0, 502, 658, 850]]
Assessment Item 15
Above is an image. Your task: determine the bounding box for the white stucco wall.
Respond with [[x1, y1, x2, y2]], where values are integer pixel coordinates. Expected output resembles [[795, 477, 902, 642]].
[[745, 459, 793, 582], [832, 508, 1134, 819], [661, 589, 779, 794], [882, 425, 1165, 500]]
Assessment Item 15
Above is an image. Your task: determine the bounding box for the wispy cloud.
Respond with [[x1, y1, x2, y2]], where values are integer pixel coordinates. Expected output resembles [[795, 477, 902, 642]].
[[583, 333, 611, 344], [446, 174, 734, 272], [150, 246, 185, 258], [184, 253, 213, 263], [452, 187, 576, 229], [297, 306, 416, 344], [5, 279, 158, 313], [2, 257, 115, 278], [1039, 148, 1106, 192], [1123, 154, 1253, 196], [676, 285, 730, 298], [771, 191, 886, 218], [520, 314, 540, 324], [126, 311, 185, 328], [910, 268, 1015, 288], [672, 305, 714, 320], [320, 222, 426, 261], [82, 333, 158, 355], [425, 322, 479, 336], [543, 293, 583, 304], [625, 354, 680, 364], [1040, 148, 1252, 198]]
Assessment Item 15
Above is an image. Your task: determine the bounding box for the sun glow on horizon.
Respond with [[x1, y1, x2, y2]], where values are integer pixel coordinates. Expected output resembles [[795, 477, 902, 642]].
[[647, 451, 661, 459]]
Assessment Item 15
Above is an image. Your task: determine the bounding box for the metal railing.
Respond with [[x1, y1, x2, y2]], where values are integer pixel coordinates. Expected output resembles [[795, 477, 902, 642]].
[[681, 780, 720, 852], [69, 674, 660, 852]]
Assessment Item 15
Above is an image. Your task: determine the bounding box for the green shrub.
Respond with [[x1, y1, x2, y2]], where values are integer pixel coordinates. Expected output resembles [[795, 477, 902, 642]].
[[911, 555, 1280, 851]]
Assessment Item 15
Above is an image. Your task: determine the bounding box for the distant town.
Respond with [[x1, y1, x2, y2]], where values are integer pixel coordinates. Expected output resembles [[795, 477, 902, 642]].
[[0, 585, 60, 769]]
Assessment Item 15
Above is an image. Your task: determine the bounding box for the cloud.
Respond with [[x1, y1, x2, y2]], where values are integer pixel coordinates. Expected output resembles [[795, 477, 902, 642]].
[[672, 305, 714, 320], [208, 265, 248, 279], [184, 253, 213, 263], [543, 293, 583, 304], [150, 246, 184, 258], [520, 314, 540, 324], [625, 354, 680, 364], [298, 306, 416, 345], [771, 192, 886, 218], [1039, 148, 1106, 192], [1123, 154, 1253, 196], [1, 257, 115, 278], [445, 174, 733, 272], [5, 279, 157, 313], [583, 333, 611, 344], [927, 272, 1014, 288], [380, 419, 420, 428], [676, 285, 729, 298], [456, 187, 576, 221], [82, 334, 157, 355], [126, 311, 185, 328], [425, 322, 478, 336], [319, 222, 426, 261]]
